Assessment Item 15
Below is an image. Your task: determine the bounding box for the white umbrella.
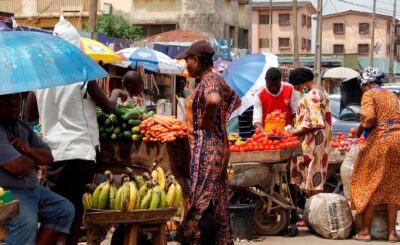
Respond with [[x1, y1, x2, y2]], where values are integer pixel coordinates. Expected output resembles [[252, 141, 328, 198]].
[[323, 67, 360, 79]]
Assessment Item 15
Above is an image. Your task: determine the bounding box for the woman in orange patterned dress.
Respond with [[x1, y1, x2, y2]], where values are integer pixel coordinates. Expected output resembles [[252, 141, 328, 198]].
[[351, 67, 400, 242]]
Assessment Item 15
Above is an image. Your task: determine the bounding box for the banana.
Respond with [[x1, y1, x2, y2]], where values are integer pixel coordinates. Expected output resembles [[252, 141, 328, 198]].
[[173, 182, 183, 207], [92, 181, 108, 209], [156, 166, 167, 191], [98, 181, 111, 209], [139, 184, 148, 200], [134, 186, 141, 210], [159, 188, 166, 208], [82, 192, 93, 209], [165, 184, 176, 207], [133, 175, 146, 189], [177, 198, 184, 216], [120, 182, 131, 211], [140, 188, 153, 209], [150, 186, 161, 209], [127, 182, 137, 210], [108, 185, 117, 210], [115, 185, 124, 210]]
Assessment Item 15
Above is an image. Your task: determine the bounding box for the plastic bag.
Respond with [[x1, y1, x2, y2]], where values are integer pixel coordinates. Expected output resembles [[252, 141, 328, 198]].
[[304, 193, 353, 239], [340, 145, 360, 200], [53, 15, 81, 48]]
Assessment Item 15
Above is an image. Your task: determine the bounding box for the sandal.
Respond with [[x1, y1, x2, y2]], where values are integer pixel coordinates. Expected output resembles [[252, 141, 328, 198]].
[[352, 234, 371, 242]]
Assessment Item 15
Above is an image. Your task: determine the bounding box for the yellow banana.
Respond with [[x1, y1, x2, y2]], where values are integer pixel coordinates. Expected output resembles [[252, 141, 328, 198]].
[[156, 166, 167, 191], [173, 182, 183, 207], [108, 185, 117, 210], [120, 182, 130, 211], [127, 182, 137, 210], [134, 186, 141, 210], [115, 185, 124, 210], [151, 169, 158, 184], [149, 186, 161, 209], [165, 184, 176, 207], [82, 192, 93, 209], [98, 181, 110, 210]]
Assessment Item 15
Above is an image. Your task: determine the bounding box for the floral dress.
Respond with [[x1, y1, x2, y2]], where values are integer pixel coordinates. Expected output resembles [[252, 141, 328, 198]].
[[177, 71, 239, 245], [350, 88, 400, 213], [290, 88, 332, 191]]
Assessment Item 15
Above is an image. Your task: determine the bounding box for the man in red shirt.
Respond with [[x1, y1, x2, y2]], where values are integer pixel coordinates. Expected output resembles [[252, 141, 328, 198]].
[[253, 67, 298, 132]]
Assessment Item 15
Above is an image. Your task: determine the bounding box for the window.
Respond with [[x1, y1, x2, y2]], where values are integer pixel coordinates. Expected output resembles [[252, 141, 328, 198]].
[[307, 39, 311, 51], [259, 14, 270, 24], [259, 38, 269, 48], [279, 37, 290, 48], [302, 14, 306, 26], [359, 23, 370, 34], [301, 38, 306, 49], [238, 28, 249, 49], [307, 16, 312, 28], [358, 44, 370, 54], [333, 44, 345, 54], [333, 23, 344, 34], [279, 14, 290, 25]]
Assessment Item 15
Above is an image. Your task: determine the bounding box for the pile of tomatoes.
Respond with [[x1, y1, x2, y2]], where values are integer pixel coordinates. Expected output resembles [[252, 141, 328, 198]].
[[229, 128, 301, 152], [331, 130, 365, 151], [265, 110, 286, 122]]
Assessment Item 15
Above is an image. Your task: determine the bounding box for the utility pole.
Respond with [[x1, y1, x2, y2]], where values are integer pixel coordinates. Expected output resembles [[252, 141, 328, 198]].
[[293, 0, 299, 68], [315, 0, 323, 85], [389, 0, 397, 83], [370, 0, 377, 67], [269, 0, 273, 53], [88, 0, 98, 33]]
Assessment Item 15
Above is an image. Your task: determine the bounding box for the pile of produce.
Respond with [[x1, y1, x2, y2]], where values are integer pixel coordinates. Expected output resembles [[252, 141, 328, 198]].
[[83, 166, 184, 214], [229, 128, 301, 152], [331, 129, 365, 152], [140, 115, 188, 142], [265, 110, 286, 122], [97, 103, 155, 141]]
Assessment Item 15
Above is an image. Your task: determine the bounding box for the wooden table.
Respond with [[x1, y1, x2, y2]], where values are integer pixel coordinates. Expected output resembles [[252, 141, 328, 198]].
[[85, 207, 177, 245]]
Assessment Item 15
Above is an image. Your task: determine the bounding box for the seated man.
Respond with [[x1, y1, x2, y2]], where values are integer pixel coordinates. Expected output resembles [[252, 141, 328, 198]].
[[0, 93, 74, 245]]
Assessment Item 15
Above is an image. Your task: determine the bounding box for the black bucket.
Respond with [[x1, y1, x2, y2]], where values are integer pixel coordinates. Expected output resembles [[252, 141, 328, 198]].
[[228, 204, 255, 240]]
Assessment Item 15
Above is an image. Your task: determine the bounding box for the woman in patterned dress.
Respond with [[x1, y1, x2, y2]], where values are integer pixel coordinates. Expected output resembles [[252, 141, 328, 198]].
[[288, 68, 333, 197], [351, 67, 400, 242], [175, 41, 241, 245]]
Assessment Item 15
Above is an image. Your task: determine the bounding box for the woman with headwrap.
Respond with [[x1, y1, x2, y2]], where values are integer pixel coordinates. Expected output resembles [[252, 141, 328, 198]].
[[350, 67, 400, 242], [288, 68, 332, 197]]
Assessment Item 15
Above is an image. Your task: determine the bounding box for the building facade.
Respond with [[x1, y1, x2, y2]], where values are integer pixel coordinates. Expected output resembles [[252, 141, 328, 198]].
[[322, 10, 400, 59], [251, 1, 316, 54], [0, 0, 91, 30], [100, 0, 252, 49]]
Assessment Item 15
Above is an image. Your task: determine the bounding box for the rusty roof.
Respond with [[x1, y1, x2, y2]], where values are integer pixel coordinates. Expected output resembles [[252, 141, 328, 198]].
[[142, 29, 210, 43]]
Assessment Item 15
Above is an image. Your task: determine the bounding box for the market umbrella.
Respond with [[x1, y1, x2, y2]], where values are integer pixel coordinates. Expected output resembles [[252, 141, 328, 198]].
[[323, 67, 360, 79], [221, 53, 279, 119], [0, 32, 108, 95], [80, 37, 122, 64], [117, 47, 185, 74]]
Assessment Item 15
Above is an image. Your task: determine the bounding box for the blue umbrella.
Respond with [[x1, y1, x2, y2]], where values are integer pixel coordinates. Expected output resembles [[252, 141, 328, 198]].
[[222, 53, 279, 119], [0, 32, 108, 95]]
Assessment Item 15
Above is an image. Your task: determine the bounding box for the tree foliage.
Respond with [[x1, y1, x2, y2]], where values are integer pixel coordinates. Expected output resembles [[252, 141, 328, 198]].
[[86, 14, 143, 41]]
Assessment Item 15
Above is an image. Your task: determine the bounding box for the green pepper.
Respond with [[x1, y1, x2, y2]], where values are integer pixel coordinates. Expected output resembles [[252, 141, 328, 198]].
[[111, 133, 118, 140], [128, 119, 142, 126]]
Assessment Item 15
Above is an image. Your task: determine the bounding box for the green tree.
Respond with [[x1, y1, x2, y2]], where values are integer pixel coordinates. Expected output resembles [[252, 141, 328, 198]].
[[86, 15, 143, 41]]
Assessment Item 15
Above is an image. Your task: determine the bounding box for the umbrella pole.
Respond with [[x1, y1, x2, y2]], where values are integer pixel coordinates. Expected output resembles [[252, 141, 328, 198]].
[[172, 75, 177, 116]]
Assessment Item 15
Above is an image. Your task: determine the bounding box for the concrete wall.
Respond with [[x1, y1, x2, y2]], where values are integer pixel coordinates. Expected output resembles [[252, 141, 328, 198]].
[[322, 13, 391, 58], [252, 5, 314, 54]]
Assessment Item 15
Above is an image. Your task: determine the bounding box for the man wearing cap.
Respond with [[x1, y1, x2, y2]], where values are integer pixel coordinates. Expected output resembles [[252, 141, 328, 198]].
[[175, 41, 241, 245], [0, 93, 74, 245]]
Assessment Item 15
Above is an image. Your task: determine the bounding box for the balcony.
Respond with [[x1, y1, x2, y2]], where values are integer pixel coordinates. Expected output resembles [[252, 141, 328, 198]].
[[0, 0, 23, 14], [38, 0, 89, 13]]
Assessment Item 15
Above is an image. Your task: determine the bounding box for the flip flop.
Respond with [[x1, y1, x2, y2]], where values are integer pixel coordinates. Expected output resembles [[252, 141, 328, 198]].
[[352, 234, 371, 242]]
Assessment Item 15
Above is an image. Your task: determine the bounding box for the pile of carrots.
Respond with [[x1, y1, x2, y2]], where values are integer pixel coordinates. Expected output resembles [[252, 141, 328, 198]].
[[140, 115, 188, 142]]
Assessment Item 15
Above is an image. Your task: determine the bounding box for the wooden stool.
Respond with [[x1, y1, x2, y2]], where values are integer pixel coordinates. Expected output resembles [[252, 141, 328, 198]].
[[124, 223, 166, 245]]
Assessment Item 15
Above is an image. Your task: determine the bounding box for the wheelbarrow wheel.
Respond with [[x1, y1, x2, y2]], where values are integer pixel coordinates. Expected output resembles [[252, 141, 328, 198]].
[[253, 201, 290, 236]]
